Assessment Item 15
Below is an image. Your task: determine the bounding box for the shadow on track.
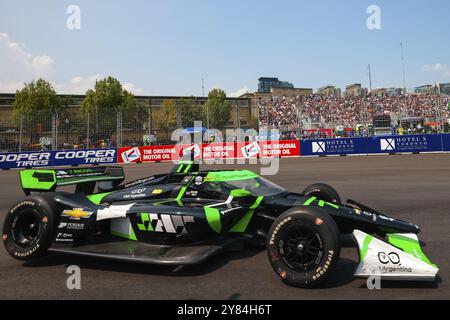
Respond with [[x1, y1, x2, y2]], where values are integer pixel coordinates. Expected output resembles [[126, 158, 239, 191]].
[[22, 247, 264, 278], [357, 275, 442, 289]]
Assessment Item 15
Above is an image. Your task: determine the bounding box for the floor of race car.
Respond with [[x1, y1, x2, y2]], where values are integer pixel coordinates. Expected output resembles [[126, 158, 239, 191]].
[[48, 235, 249, 265], [0, 154, 448, 299]]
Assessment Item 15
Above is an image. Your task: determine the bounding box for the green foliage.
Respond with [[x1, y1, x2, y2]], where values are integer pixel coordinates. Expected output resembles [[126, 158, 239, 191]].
[[177, 97, 205, 127], [12, 79, 60, 122], [154, 99, 177, 132], [122, 90, 148, 125], [204, 88, 231, 130], [80, 76, 147, 136], [81, 76, 139, 114]]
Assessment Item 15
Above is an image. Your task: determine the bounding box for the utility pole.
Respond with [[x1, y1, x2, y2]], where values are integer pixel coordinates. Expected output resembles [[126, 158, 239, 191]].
[[368, 64, 373, 92], [203, 78, 209, 130], [202, 77, 205, 98], [400, 41, 407, 93]]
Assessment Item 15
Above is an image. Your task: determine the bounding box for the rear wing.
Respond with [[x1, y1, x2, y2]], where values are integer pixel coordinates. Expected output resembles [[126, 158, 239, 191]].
[[20, 166, 125, 195]]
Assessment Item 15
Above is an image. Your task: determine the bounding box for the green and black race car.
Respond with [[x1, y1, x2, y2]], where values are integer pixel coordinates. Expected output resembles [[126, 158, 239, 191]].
[[2, 160, 439, 288]]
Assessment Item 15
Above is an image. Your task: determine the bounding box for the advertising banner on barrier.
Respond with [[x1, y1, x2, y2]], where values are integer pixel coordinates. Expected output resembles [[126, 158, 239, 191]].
[[299, 134, 446, 156], [0, 148, 117, 169], [300, 138, 366, 156], [0, 151, 53, 169], [201, 142, 237, 160], [259, 140, 300, 158], [2, 134, 447, 169], [365, 134, 443, 154], [441, 134, 450, 151], [117, 140, 301, 164], [52, 148, 117, 166], [118, 145, 181, 163]]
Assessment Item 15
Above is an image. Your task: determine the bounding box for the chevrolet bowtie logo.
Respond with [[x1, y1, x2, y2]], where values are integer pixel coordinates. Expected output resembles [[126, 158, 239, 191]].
[[62, 208, 93, 219]]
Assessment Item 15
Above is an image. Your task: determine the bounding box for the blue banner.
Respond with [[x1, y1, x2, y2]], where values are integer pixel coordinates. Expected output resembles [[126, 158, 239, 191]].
[[365, 134, 443, 154], [0, 151, 52, 169], [442, 134, 450, 152], [300, 134, 448, 156], [51, 148, 117, 166], [300, 137, 367, 156], [0, 148, 117, 169]]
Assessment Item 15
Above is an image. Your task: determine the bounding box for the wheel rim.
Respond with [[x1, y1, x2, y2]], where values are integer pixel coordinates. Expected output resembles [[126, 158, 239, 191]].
[[11, 210, 41, 247], [278, 224, 323, 272]]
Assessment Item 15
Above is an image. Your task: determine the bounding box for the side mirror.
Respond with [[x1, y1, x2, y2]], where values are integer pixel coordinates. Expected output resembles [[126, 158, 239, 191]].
[[230, 189, 253, 198]]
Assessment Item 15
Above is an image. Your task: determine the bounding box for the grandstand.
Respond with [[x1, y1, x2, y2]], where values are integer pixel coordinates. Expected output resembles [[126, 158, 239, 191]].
[[257, 92, 450, 137]]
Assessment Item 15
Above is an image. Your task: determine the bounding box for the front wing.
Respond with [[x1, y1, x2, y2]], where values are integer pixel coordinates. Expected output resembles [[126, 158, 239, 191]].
[[353, 230, 439, 281]]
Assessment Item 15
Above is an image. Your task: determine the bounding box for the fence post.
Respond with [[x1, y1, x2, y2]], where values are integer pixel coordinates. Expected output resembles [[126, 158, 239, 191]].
[[297, 101, 302, 139], [236, 103, 241, 133], [55, 111, 59, 150], [51, 112, 56, 151], [116, 109, 122, 148], [148, 102, 152, 144], [19, 115, 23, 152], [86, 112, 90, 149], [176, 101, 182, 129]]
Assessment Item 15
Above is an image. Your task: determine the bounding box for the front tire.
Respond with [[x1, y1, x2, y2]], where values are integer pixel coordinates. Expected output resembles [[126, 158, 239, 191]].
[[302, 183, 341, 205], [2, 196, 56, 261], [266, 207, 340, 288]]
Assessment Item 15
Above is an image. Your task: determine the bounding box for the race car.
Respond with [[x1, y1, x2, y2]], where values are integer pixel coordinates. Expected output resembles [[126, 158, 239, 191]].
[[2, 160, 439, 288]]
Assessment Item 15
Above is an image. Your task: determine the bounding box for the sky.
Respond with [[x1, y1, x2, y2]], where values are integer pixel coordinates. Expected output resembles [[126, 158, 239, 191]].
[[1, 0, 450, 96]]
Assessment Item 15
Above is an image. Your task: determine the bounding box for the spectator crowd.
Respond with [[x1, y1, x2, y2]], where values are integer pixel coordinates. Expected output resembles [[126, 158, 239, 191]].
[[258, 93, 450, 129]]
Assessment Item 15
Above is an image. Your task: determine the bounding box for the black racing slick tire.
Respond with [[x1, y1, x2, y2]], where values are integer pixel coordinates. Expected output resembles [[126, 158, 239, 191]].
[[2, 196, 56, 261], [302, 183, 341, 205], [266, 207, 340, 288]]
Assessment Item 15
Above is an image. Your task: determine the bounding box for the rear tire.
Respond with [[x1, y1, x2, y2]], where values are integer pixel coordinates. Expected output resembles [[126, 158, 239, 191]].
[[2, 196, 56, 261], [266, 207, 340, 288], [302, 183, 341, 205]]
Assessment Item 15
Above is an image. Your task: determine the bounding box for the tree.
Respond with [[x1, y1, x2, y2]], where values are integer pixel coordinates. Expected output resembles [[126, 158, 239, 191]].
[[12, 78, 60, 122], [81, 76, 139, 114], [12, 79, 62, 146], [154, 99, 177, 140], [177, 97, 205, 128], [81, 76, 145, 141], [204, 88, 231, 130]]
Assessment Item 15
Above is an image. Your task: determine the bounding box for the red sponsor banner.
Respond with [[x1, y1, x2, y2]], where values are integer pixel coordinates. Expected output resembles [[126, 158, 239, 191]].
[[201, 142, 237, 160], [118, 140, 300, 164], [236, 141, 260, 158], [118, 146, 141, 163], [140, 145, 181, 162], [259, 140, 300, 158]]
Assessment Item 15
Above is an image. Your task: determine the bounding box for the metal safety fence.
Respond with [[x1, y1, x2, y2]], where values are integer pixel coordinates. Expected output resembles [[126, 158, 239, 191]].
[[0, 102, 258, 153], [1, 93, 449, 153]]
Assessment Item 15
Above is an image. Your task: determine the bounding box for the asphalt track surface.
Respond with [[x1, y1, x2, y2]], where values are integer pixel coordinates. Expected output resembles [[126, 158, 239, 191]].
[[0, 154, 448, 300]]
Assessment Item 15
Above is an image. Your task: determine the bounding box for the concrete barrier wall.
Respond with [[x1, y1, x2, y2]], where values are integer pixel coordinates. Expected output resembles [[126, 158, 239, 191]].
[[1, 135, 449, 169], [300, 134, 447, 156]]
